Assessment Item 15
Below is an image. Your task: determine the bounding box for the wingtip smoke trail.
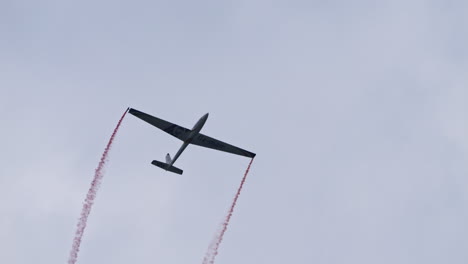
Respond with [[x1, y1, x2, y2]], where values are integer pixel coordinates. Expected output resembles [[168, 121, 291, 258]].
[[67, 108, 128, 264], [202, 158, 255, 264]]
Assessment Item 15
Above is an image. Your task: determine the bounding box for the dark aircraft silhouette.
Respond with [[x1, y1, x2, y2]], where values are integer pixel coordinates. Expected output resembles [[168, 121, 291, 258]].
[[128, 108, 255, 174]]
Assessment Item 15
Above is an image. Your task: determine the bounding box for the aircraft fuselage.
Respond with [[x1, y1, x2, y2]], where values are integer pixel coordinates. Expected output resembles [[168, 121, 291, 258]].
[[169, 113, 209, 166], [187, 113, 209, 143]]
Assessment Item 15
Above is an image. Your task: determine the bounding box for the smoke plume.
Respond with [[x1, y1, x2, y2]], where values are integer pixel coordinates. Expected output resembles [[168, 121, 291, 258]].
[[67, 109, 127, 264], [202, 158, 255, 264]]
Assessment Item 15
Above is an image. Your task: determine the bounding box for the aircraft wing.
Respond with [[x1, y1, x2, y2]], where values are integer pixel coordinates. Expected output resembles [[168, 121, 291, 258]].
[[128, 108, 191, 141], [191, 133, 256, 158]]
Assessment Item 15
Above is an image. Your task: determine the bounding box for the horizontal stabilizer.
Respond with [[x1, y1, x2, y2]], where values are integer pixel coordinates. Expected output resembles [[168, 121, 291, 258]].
[[151, 160, 183, 175]]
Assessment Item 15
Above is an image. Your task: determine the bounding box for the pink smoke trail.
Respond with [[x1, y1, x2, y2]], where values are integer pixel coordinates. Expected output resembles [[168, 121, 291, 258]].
[[68, 109, 128, 264], [202, 158, 255, 264]]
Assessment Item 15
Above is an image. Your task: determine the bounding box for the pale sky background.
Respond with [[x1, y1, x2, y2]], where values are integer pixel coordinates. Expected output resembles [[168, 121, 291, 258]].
[[1, 1, 468, 263]]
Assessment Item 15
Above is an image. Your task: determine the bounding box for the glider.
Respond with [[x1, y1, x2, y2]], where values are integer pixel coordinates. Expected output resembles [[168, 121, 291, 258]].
[[128, 108, 255, 174]]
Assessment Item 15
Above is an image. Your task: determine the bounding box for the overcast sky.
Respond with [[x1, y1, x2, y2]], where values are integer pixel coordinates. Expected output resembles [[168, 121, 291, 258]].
[[1, 1, 468, 263]]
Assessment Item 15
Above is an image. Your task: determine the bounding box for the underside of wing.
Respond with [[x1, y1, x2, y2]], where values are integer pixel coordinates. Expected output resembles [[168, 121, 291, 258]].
[[128, 108, 191, 141], [191, 133, 256, 158]]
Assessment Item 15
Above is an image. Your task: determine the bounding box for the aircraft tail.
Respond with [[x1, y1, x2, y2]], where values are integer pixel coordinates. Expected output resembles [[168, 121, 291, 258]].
[[166, 153, 172, 164], [151, 160, 183, 175]]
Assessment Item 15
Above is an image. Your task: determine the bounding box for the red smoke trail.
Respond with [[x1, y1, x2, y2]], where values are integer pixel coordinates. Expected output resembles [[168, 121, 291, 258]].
[[202, 158, 255, 264], [67, 109, 128, 264]]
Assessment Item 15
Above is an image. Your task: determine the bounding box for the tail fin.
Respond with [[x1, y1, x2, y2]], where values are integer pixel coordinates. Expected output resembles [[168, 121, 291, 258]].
[[166, 153, 172, 164], [152, 160, 183, 175]]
